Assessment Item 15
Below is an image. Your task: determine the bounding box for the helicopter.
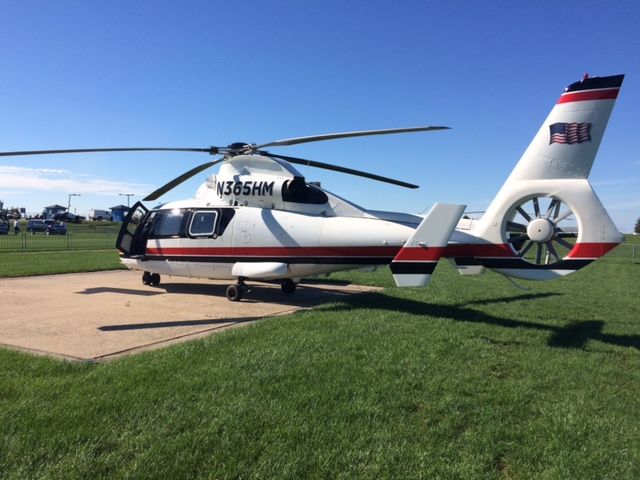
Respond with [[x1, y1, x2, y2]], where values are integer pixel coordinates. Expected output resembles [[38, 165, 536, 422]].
[[1, 73, 624, 301]]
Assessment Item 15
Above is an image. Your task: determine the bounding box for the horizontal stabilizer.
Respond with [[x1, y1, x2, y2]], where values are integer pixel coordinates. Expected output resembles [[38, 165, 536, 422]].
[[391, 203, 466, 287]]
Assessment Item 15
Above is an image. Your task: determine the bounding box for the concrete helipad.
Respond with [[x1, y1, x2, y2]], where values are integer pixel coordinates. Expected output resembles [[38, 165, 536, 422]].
[[0, 270, 378, 362]]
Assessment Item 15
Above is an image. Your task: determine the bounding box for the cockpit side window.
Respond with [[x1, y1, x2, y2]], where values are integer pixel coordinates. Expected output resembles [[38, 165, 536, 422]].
[[189, 211, 218, 237], [149, 209, 186, 238]]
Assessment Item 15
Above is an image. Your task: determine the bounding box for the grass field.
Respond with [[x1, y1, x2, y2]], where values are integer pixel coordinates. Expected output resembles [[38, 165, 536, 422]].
[[1, 244, 639, 479]]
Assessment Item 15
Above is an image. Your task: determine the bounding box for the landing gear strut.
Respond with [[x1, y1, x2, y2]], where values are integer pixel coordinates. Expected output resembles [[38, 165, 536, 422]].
[[142, 271, 161, 286], [226, 278, 249, 302], [281, 279, 297, 294]]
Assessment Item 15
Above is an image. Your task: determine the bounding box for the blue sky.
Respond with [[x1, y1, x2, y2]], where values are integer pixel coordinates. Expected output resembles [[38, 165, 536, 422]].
[[1, 1, 638, 231]]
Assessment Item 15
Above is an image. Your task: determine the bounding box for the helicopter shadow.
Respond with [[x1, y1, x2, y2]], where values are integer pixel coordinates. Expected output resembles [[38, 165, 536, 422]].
[[155, 281, 355, 307], [77, 287, 164, 297], [321, 292, 640, 351], [96, 283, 357, 332], [99, 316, 257, 331]]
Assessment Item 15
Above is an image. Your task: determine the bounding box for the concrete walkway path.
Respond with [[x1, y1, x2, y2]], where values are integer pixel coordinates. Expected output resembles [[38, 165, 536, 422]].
[[0, 270, 378, 362]]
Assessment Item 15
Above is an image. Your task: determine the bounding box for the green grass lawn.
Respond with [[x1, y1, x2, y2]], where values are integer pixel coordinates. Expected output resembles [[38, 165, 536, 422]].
[[1, 250, 639, 478]]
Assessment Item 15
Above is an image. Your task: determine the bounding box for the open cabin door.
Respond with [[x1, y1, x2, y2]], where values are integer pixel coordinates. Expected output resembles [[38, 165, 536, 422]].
[[116, 202, 151, 257]]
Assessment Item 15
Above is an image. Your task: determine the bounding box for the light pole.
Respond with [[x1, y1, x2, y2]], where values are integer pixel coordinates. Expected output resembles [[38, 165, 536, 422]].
[[119, 193, 134, 207], [67, 193, 80, 211]]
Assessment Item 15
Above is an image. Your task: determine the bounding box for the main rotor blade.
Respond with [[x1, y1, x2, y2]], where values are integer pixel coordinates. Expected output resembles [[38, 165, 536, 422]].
[[0, 147, 219, 157], [268, 153, 419, 189], [143, 159, 224, 201], [255, 126, 450, 149]]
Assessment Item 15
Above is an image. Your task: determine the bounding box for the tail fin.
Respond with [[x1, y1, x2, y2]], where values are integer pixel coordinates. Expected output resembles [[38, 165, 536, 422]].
[[454, 74, 624, 281], [507, 74, 624, 182]]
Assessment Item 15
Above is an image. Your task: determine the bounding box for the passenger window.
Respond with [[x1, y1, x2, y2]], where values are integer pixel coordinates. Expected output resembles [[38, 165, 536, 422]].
[[189, 211, 218, 237]]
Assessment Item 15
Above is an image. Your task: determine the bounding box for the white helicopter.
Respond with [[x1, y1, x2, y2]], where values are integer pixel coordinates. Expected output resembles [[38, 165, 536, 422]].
[[1, 74, 624, 301]]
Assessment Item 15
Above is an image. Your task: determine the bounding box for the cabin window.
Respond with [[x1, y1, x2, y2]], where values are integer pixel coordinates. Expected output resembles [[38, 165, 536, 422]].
[[150, 209, 185, 238], [189, 211, 218, 237]]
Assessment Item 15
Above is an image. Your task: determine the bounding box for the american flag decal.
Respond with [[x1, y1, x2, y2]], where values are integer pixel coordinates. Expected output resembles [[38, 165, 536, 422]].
[[549, 122, 591, 145]]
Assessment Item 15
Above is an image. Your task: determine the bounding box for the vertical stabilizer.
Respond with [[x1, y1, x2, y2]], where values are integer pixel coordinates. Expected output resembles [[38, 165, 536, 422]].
[[507, 74, 624, 182], [456, 74, 625, 281]]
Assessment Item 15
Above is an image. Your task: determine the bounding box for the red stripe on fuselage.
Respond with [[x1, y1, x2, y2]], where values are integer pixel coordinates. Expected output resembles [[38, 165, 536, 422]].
[[144, 242, 617, 261], [393, 246, 446, 261], [145, 246, 400, 257], [391, 244, 514, 261], [557, 89, 619, 104]]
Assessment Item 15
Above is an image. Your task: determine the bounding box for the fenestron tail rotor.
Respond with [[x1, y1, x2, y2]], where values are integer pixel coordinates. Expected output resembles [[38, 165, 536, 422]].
[[0, 125, 448, 199], [505, 195, 578, 266]]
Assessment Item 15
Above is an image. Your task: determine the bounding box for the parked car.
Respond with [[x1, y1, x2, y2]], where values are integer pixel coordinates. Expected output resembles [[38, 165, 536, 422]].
[[0, 223, 8, 235], [48, 222, 67, 235], [27, 219, 49, 233], [53, 211, 85, 223]]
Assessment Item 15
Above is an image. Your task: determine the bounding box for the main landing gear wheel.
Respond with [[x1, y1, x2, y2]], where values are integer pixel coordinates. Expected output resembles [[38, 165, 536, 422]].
[[226, 279, 249, 302], [281, 279, 297, 294], [142, 271, 161, 286], [505, 195, 579, 266]]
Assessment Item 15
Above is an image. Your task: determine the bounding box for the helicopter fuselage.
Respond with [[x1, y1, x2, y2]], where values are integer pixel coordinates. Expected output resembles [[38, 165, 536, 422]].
[[119, 199, 418, 282]]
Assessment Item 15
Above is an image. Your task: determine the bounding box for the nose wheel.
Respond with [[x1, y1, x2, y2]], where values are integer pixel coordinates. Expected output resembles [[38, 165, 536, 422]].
[[142, 271, 161, 286]]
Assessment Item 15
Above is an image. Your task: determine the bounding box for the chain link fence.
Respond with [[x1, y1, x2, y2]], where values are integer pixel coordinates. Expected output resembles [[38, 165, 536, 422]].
[[0, 231, 116, 252], [602, 243, 639, 263]]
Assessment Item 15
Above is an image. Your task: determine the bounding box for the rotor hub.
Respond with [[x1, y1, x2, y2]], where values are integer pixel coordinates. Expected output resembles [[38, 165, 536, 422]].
[[227, 142, 251, 153], [526, 218, 555, 243]]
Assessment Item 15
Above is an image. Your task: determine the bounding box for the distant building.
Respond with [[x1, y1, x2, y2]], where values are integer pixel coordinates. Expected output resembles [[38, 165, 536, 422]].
[[110, 205, 131, 222], [43, 204, 67, 219]]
